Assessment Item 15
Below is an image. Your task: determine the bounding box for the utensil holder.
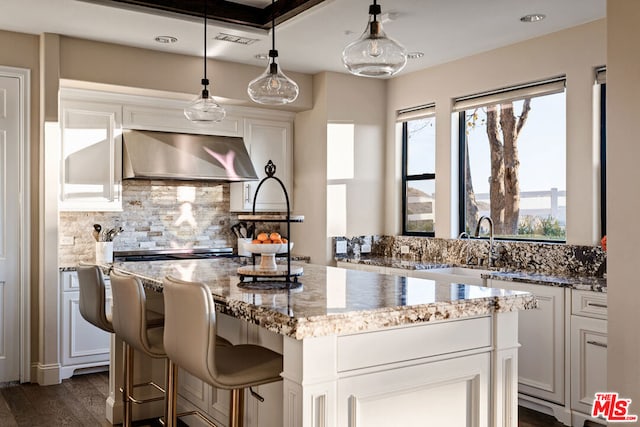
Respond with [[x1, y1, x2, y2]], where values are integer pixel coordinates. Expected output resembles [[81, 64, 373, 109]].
[[96, 242, 114, 264], [238, 238, 252, 257]]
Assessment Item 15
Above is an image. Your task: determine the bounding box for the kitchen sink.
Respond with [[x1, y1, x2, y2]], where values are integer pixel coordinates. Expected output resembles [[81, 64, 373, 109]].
[[414, 266, 490, 286]]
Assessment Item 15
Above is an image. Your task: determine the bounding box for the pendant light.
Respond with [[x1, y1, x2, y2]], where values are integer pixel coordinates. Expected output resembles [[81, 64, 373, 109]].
[[247, 0, 299, 105], [184, 0, 226, 122], [342, 0, 407, 77]]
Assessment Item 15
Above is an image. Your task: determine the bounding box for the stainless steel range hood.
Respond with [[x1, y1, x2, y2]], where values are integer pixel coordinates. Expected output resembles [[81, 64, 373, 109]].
[[122, 129, 258, 182]]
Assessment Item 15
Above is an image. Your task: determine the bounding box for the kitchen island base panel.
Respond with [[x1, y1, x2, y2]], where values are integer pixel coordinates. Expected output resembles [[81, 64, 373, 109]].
[[281, 311, 519, 427], [106, 311, 520, 427]]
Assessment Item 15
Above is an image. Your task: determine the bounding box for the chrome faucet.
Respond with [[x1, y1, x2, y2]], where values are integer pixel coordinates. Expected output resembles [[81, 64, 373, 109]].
[[474, 216, 494, 267]]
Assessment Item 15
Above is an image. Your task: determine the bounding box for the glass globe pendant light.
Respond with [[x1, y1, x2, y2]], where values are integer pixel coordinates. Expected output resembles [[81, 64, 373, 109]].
[[342, 0, 407, 77], [184, 1, 225, 122], [247, 0, 299, 105]]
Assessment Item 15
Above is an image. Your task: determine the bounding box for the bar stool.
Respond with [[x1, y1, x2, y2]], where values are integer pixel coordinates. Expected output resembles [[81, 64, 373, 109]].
[[77, 264, 115, 334], [110, 270, 170, 427], [162, 276, 283, 427], [77, 263, 164, 332], [110, 270, 232, 426]]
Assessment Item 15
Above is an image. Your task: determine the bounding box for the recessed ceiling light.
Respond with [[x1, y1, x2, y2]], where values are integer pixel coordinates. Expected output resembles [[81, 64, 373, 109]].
[[254, 53, 269, 61], [154, 36, 178, 44], [520, 14, 546, 23], [407, 52, 424, 59]]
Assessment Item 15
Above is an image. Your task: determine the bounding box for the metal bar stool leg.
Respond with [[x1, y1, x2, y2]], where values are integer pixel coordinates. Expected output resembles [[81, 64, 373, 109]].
[[229, 388, 244, 427], [123, 342, 135, 427], [165, 360, 179, 427]]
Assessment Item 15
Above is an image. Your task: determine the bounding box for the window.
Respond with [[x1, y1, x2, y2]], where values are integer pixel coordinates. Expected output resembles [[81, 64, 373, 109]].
[[400, 105, 436, 235], [456, 78, 567, 241]]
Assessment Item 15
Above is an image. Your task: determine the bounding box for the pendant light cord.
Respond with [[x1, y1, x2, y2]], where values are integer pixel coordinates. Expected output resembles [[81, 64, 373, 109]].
[[271, 0, 276, 63], [203, 0, 208, 89]]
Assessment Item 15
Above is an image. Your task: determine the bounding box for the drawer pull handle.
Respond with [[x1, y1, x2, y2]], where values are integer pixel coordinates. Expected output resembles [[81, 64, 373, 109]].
[[587, 302, 608, 309], [587, 340, 608, 348]]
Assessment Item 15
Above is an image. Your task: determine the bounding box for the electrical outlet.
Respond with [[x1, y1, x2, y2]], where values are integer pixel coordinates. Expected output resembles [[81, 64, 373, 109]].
[[400, 245, 410, 254], [336, 240, 347, 254], [60, 236, 74, 246]]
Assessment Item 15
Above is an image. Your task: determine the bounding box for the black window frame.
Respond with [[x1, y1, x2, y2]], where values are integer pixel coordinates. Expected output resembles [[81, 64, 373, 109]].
[[600, 82, 607, 237], [401, 121, 436, 236]]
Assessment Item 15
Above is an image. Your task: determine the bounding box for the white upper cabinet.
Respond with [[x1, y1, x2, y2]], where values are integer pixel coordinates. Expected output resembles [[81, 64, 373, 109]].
[[230, 118, 293, 212], [59, 99, 123, 211]]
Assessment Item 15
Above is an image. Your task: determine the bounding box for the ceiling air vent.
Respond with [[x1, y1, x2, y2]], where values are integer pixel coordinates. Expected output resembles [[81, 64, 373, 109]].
[[214, 33, 259, 45]]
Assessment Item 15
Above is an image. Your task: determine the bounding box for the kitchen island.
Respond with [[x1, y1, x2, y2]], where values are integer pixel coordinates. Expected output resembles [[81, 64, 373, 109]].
[[104, 258, 535, 427]]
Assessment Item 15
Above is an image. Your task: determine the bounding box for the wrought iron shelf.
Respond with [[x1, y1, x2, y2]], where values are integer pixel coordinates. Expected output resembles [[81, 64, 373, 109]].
[[238, 214, 304, 223]]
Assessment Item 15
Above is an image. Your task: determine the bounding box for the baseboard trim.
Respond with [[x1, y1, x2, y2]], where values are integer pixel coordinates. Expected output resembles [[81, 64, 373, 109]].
[[36, 363, 61, 385], [519, 394, 572, 425], [106, 395, 121, 425]]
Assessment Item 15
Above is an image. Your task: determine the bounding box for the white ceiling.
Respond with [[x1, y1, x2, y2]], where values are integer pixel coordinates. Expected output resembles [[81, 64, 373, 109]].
[[1, 0, 606, 76]]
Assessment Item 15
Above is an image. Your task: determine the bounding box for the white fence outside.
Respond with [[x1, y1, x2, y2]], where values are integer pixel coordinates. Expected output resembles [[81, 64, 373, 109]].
[[407, 188, 566, 225]]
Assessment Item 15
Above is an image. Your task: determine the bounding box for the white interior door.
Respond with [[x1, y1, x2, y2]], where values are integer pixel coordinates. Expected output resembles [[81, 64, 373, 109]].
[[0, 74, 21, 383]]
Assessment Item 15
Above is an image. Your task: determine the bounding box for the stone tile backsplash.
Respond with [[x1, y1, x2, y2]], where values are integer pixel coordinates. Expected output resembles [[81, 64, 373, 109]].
[[59, 180, 281, 266], [334, 235, 606, 277]]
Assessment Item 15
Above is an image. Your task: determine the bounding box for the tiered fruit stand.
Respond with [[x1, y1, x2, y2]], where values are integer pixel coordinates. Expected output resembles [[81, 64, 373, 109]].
[[237, 160, 303, 290]]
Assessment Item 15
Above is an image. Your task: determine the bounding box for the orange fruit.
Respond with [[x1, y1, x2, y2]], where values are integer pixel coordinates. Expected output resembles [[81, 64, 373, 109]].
[[257, 232, 268, 241], [251, 239, 261, 244], [270, 232, 281, 241]]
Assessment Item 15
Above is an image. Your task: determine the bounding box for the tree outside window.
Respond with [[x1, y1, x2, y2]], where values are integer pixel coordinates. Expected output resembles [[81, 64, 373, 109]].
[[459, 87, 566, 241]]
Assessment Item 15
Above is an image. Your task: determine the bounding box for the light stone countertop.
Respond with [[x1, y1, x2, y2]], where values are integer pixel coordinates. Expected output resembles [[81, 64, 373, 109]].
[[105, 258, 536, 340]]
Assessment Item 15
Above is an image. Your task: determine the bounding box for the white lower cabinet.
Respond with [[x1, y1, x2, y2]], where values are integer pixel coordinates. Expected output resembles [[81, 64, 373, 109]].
[[60, 271, 111, 380], [570, 290, 607, 426], [489, 279, 566, 406]]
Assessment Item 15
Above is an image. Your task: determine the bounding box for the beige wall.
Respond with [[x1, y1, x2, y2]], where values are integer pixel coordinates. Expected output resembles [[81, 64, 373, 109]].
[[386, 20, 606, 245], [293, 73, 328, 265], [294, 72, 386, 265], [607, 0, 640, 409], [58, 36, 313, 111], [0, 29, 40, 374]]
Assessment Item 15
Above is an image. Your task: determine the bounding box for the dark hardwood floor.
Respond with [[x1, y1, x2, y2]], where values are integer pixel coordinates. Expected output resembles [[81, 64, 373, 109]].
[[0, 372, 600, 426], [0, 372, 163, 427]]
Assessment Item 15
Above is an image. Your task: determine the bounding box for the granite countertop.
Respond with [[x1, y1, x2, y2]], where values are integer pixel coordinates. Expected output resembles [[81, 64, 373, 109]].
[[336, 255, 451, 271], [336, 256, 607, 293], [105, 258, 536, 340], [483, 271, 607, 293], [59, 254, 311, 272]]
